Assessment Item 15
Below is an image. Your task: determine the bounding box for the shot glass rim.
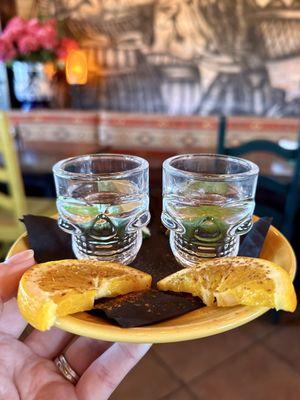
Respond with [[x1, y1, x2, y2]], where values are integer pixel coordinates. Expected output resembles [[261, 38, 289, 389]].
[[53, 153, 149, 180], [163, 153, 259, 181]]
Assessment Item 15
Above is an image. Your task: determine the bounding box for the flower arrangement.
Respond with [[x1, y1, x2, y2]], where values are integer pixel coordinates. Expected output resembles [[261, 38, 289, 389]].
[[0, 17, 78, 64]]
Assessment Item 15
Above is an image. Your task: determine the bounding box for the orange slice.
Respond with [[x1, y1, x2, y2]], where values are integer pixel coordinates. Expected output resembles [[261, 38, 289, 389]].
[[157, 257, 296, 312], [18, 259, 152, 331]]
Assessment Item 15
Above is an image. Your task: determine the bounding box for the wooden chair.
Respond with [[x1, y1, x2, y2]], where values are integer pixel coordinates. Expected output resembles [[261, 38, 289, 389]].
[[217, 116, 300, 240], [0, 112, 56, 247]]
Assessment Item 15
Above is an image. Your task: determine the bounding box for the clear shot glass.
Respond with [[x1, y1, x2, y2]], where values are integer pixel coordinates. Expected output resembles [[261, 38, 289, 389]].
[[162, 154, 259, 267], [53, 154, 150, 264]]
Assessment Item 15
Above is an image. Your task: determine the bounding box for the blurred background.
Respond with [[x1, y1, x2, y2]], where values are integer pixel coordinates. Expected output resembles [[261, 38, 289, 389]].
[[0, 1, 300, 399]]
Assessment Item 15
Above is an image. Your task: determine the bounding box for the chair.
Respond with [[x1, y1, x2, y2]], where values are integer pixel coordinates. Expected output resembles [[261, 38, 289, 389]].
[[0, 112, 56, 247], [217, 116, 300, 240]]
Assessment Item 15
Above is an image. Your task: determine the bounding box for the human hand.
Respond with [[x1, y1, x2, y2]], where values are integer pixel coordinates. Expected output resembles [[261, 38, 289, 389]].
[[0, 251, 151, 400]]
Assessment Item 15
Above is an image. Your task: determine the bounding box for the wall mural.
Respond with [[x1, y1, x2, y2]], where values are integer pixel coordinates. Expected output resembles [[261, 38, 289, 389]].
[[40, 0, 300, 116]]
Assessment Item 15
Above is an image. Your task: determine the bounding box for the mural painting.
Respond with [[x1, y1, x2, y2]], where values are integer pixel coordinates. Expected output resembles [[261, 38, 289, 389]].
[[38, 0, 300, 116]]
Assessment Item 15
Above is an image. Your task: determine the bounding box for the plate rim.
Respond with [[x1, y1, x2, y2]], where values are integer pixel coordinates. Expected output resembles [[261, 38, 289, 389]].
[[54, 306, 269, 343]]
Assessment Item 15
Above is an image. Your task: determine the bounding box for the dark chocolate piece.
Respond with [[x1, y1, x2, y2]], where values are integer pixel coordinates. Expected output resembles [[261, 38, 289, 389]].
[[90, 290, 204, 327]]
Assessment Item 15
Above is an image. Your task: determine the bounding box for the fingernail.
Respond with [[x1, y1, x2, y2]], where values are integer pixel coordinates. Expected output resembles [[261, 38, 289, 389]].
[[5, 250, 34, 264]]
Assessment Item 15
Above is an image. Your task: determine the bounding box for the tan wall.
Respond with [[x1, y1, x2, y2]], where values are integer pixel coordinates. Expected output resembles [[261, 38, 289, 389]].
[[16, 0, 34, 19]]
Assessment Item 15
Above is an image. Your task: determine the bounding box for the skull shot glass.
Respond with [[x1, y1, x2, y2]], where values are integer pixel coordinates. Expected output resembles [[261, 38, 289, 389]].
[[53, 154, 150, 264], [161, 154, 259, 267]]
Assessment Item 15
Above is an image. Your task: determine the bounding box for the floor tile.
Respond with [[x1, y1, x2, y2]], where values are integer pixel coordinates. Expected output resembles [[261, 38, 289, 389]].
[[264, 323, 300, 373], [276, 304, 300, 325], [190, 344, 300, 400], [160, 387, 196, 400], [153, 329, 253, 383], [110, 349, 180, 400], [238, 312, 277, 339]]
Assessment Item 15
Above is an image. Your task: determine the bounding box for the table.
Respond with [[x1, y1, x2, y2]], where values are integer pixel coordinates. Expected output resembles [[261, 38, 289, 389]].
[[8, 110, 300, 183]]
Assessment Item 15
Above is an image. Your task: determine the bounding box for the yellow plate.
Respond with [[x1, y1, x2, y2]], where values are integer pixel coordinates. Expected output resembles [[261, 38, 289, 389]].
[[8, 224, 296, 343]]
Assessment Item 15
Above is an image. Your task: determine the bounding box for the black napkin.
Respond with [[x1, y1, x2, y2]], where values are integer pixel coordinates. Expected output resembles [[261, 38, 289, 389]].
[[22, 214, 271, 327], [22, 215, 74, 263], [238, 217, 272, 258]]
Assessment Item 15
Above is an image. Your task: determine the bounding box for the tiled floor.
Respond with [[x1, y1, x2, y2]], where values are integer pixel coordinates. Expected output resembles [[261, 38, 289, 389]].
[[110, 309, 300, 400]]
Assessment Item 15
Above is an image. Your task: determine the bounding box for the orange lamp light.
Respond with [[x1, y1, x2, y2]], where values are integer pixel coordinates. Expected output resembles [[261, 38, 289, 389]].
[[66, 50, 88, 85], [44, 62, 56, 80]]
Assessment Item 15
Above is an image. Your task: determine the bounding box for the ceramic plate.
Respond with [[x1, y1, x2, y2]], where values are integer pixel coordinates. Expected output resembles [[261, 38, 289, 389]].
[[8, 224, 296, 343]]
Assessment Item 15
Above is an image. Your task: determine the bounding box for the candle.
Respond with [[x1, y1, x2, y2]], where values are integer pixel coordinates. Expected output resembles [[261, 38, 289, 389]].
[[66, 50, 88, 85]]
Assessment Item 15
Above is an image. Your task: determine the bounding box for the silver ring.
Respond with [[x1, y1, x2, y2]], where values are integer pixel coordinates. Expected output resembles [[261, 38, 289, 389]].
[[54, 354, 80, 385]]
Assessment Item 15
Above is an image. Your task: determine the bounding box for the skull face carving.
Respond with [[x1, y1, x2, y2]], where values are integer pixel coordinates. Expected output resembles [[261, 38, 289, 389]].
[[56, 182, 150, 263], [53, 154, 150, 264], [161, 154, 258, 267], [162, 197, 255, 262]]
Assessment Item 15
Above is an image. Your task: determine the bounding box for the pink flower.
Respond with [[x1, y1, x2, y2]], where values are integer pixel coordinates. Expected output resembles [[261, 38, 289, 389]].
[[56, 37, 79, 59], [36, 25, 58, 50], [3, 16, 26, 41], [44, 18, 57, 29], [0, 37, 16, 61], [17, 35, 40, 54], [27, 18, 42, 35], [0, 17, 70, 59]]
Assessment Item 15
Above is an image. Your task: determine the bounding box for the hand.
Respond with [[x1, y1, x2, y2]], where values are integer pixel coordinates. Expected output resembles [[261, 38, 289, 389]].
[[0, 251, 151, 400]]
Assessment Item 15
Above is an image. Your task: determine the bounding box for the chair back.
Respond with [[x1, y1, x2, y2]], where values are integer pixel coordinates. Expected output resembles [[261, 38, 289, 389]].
[[0, 112, 27, 230], [217, 116, 300, 239]]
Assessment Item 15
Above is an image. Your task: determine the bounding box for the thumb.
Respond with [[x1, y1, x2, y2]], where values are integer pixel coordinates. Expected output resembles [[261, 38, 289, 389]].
[[4, 249, 35, 268], [76, 342, 151, 400], [0, 250, 35, 336], [0, 250, 35, 302]]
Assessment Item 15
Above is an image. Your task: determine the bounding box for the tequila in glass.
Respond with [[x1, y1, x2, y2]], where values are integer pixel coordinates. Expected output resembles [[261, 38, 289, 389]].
[[162, 155, 258, 267], [54, 155, 150, 264]]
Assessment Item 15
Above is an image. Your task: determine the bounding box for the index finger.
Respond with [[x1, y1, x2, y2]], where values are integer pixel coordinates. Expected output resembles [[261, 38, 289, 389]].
[[76, 343, 151, 400]]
